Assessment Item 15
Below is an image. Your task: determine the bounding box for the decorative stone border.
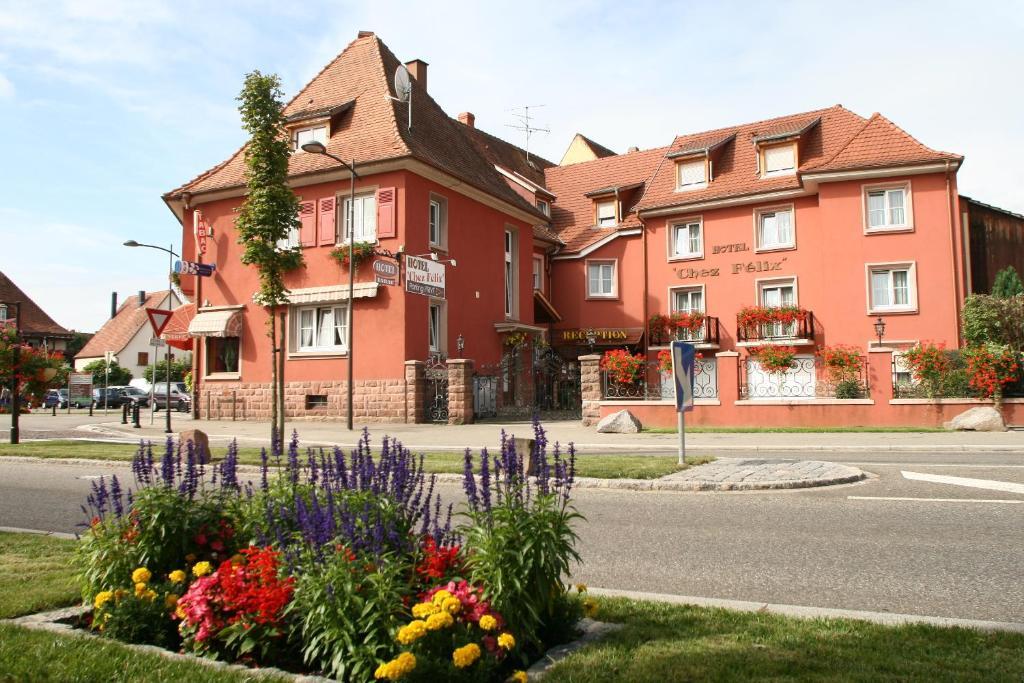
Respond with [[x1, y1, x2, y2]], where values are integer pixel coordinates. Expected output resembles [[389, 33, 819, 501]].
[[7, 606, 622, 681]]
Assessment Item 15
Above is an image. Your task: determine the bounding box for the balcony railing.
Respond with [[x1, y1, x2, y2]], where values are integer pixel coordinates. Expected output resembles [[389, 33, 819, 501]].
[[738, 353, 870, 400], [736, 311, 816, 344], [602, 359, 719, 400], [673, 316, 721, 347]]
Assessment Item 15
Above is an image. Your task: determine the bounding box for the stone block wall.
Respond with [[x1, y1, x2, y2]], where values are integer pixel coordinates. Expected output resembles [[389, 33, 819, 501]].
[[447, 359, 474, 425], [579, 354, 602, 426]]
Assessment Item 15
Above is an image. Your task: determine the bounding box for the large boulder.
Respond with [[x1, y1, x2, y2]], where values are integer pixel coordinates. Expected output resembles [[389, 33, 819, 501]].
[[179, 428, 211, 463], [596, 409, 642, 434], [945, 406, 1006, 432]]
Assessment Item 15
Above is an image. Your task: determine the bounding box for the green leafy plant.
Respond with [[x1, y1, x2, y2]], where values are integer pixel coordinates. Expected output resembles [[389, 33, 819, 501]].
[[748, 345, 797, 375], [962, 294, 1024, 351], [90, 568, 181, 648], [834, 379, 864, 399], [902, 343, 951, 399], [329, 242, 377, 270], [647, 314, 669, 345], [144, 357, 192, 384], [992, 266, 1024, 298], [234, 70, 303, 449], [961, 343, 1021, 407], [81, 359, 133, 387]]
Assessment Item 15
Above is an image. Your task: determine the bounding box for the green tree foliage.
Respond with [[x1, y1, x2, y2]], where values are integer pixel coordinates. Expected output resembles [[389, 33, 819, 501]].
[[962, 295, 1024, 351], [143, 357, 191, 384], [64, 332, 93, 362], [991, 266, 1024, 298], [81, 360, 133, 387]]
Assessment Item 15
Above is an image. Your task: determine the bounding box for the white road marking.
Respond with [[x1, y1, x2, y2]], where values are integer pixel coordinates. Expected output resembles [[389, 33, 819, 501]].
[[844, 463, 1024, 469], [848, 496, 1022, 504], [901, 470, 1024, 495]]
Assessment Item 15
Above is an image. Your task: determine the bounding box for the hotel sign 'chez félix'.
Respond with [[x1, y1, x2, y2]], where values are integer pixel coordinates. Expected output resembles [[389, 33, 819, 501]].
[[404, 255, 445, 298]]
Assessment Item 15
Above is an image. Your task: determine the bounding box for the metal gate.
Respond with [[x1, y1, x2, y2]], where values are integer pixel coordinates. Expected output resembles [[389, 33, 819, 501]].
[[473, 375, 497, 419], [424, 356, 449, 423], [533, 347, 581, 419]]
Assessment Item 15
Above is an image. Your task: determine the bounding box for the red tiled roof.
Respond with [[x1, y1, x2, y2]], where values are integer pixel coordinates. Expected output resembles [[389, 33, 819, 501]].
[[166, 33, 546, 222], [808, 112, 962, 173], [458, 120, 554, 188], [76, 291, 174, 359], [543, 147, 668, 252], [637, 105, 867, 213], [0, 271, 71, 337]]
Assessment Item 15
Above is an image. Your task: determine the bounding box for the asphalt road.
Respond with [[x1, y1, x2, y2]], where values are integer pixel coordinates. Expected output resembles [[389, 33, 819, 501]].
[[1, 452, 1021, 623]]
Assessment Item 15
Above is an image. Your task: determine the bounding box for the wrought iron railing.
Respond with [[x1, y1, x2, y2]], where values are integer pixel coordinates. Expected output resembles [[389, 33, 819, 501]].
[[736, 311, 816, 343], [602, 359, 718, 400], [673, 316, 721, 346], [738, 353, 869, 400]]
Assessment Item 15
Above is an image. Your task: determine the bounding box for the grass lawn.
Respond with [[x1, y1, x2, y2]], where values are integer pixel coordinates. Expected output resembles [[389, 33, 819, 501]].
[[644, 425, 946, 433], [545, 597, 1024, 682], [2, 532, 1021, 682], [0, 532, 80, 620], [0, 441, 710, 480]]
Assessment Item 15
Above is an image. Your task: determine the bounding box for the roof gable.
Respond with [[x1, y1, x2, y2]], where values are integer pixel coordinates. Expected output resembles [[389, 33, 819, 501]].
[[809, 113, 962, 173], [0, 271, 71, 337], [76, 291, 174, 359]]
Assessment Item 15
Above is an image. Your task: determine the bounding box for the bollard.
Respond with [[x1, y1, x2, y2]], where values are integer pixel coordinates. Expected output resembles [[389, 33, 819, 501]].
[[121, 403, 129, 424], [133, 403, 141, 429], [89, 401, 93, 417], [52, 402, 57, 416]]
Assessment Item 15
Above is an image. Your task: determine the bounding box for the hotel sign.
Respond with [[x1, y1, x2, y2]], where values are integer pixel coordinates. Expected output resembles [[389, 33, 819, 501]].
[[556, 327, 642, 345], [404, 255, 445, 299]]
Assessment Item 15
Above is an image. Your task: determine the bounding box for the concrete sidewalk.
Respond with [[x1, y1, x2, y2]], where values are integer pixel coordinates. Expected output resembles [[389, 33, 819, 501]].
[[49, 413, 1024, 453]]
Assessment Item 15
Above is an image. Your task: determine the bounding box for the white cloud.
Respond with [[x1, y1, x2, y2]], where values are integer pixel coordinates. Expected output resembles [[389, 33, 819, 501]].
[[0, 72, 12, 98]]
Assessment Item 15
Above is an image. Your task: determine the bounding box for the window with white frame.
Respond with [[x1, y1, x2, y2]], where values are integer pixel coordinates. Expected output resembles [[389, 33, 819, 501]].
[[428, 300, 445, 354], [428, 195, 447, 247], [670, 219, 703, 259], [865, 185, 910, 231], [296, 304, 348, 353], [759, 278, 797, 337], [756, 207, 795, 250], [0, 305, 7, 322], [294, 125, 327, 151], [532, 255, 543, 291], [537, 199, 550, 216], [342, 193, 377, 243], [676, 159, 707, 189], [868, 264, 916, 312], [671, 287, 704, 314], [277, 215, 301, 250], [504, 229, 518, 318], [762, 144, 796, 176], [596, 199, 617, 227], [587, 260, 616, 298]]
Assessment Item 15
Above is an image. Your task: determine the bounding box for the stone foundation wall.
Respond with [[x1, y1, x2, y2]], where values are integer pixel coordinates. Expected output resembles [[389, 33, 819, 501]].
[[197, 376, 410, 423], [579, 354, 602, 426]]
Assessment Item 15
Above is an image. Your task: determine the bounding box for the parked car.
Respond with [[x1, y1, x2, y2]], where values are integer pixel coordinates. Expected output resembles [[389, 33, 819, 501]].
[[120, 386, 150, 408], [93, 387, 131, 409], [43, 390, 65, 409], [152, 383, 192, 412]]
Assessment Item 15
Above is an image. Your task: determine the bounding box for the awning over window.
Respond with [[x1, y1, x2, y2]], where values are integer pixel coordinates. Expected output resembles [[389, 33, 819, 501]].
[[188, 308, 243, 338], [161, 303, 196, 350], [285, 283, 379, 305]]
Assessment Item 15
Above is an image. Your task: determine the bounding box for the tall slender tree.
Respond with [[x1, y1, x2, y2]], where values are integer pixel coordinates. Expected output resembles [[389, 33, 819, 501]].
[[992, 266, 1024, 298], [234, 71, 302, 451]]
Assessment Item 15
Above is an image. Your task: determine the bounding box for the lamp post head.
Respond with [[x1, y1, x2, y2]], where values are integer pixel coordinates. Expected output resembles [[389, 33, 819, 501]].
[[584, 327, 597, 350], [456, 333, 465, 357], [301, 140, 328, 155], [123, 240, 140, 247], [874, 316, 886, 346]]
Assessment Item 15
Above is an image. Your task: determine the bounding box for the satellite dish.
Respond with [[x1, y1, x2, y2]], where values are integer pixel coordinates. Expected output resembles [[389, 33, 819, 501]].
[[393, 65, 412, 103]]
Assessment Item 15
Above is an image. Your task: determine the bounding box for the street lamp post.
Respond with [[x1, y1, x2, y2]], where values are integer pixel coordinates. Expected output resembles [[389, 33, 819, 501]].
[[124, 240, 178, 434], [301, 140, 359, 431], [874, 317, 887, 347]]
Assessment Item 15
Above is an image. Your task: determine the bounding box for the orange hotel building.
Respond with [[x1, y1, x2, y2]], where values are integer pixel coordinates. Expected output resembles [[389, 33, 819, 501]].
[[162, 31, 1024, 428]]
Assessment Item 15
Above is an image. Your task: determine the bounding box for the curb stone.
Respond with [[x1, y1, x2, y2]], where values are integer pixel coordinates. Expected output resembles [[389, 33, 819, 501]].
[[526, 618, 623, 679]]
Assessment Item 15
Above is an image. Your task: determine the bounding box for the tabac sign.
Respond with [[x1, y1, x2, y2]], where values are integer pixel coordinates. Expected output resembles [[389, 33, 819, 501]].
[[404, 255, 445, 299]]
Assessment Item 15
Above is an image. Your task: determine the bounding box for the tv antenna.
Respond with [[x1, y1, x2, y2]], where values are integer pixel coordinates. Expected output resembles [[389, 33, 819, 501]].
[[506, 104, 549, 163], [388, 64, 413, 130]]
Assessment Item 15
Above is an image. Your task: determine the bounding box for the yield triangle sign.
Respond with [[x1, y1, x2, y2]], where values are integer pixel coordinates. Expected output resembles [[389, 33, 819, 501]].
[[146, 308, 174, 337]]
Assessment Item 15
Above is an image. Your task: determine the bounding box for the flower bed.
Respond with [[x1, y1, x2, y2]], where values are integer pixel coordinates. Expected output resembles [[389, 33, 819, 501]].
[[73, 421, 585, 681]]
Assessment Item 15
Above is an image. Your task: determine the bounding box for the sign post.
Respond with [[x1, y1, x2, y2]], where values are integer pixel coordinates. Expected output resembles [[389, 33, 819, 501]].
[[68, 373, 92, 414], [670, 340, 696, 466], [404, 255, 446, 299]]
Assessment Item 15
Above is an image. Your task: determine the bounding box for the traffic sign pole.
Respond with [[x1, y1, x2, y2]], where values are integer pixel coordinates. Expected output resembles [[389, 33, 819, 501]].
[[678, 409, 685, 466]]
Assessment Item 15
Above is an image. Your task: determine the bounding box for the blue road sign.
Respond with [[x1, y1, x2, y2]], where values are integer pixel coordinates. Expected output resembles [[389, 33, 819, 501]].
[[174, 260, 216, 277], [670, 340, 696, 413]]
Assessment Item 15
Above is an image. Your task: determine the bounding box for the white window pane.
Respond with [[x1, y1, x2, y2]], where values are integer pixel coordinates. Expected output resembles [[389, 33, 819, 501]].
[[871, 271, 891, 307], [333, 307, 346, 347], [300, 309, 314, 348], [764, 145, 795, 173], [597, 201, 616, 226], [760, 213, 778, 246], [777, 210, 793, 243], [691, 291, 703, 311], [888, 189, 905, 225], [679, 160, 705, 186], [317, 308, 333, 347], [688, 224, 701, 253], [892, 270, 909, 305], [780, 286, 794, 305]]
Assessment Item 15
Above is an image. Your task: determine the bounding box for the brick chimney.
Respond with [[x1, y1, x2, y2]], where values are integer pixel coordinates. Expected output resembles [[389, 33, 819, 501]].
[[405, 59, 428, 92], [137, 290, 146, 307], [458, 112, 475, 128], [627, 146, 639, 153]]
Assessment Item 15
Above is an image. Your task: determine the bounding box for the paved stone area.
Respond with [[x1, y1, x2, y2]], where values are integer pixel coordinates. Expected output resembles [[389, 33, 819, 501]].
[[657, 458, 866, 490]]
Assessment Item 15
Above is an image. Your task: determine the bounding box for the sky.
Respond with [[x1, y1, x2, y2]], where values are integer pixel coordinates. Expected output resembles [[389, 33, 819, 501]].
[[1, 0, 1022, 332]]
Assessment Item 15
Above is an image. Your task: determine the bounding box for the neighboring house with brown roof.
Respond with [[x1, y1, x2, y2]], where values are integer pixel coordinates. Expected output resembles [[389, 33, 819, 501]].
[[74, 290, 185, 380], [0, 271, 73, 352], [559, 134, 617, 166]]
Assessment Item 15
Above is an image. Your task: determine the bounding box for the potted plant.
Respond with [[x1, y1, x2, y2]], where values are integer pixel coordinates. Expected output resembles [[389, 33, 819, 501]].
[[749, 345, 798, 375], [670, 311, 705, 340], [819, 344, 865, 398], [902, 343, 951, 399], [601, 349, 645, 386], [648, 314, 669, 345], [329, 242, 376, 271], [961, 343, 1021, 409]]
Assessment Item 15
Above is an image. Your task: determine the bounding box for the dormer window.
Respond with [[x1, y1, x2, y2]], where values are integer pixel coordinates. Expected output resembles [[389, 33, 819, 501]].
[[761, 143, 796, 177], [294, 125, 328, 151], [537, 199, 550, 217], [676, 158, 708, 190], [596, 199, 617, 227]]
